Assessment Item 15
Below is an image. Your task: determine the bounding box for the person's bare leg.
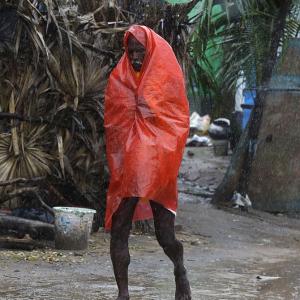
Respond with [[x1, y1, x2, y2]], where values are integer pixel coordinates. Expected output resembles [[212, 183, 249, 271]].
[[110, 197, 139, 300], [150, 201, 191, 300]]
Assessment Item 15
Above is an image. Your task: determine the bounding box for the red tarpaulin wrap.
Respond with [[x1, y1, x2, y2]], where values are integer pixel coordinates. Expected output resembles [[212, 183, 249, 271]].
[[104, 25, 189, 230]]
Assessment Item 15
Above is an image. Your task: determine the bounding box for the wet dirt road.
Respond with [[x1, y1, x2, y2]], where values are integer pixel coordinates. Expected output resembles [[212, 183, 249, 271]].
[[1, 147, 300, 300]]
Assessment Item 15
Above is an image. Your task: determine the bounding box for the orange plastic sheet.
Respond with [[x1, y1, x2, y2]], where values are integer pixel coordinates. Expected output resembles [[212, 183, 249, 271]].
[[104, 25, 189, 230]]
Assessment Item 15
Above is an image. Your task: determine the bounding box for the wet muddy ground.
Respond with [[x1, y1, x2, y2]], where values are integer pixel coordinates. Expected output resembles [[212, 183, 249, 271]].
[[1, 147, 300, 299]]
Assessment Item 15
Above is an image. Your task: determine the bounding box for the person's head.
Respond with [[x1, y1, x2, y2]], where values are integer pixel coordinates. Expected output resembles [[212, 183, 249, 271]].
[[127, 34, 146, 72]]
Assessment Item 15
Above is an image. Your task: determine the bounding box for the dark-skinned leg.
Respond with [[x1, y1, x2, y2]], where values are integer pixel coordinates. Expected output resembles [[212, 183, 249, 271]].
[[150, 201, 191, 300], [110, 197, 139, 300]]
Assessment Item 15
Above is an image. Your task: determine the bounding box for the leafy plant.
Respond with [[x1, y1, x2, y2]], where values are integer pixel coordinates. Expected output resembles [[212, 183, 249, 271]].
[[187, 0, 300, 117]]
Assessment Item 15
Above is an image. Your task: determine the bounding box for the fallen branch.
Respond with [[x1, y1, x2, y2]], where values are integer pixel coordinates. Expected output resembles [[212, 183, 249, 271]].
[[0, 112, 84, 130], [0, 177, 46, 187], [33, 191, 54, 215], [0, 187, 38, 205], [0, 112, 52, 124], [0, 215, 54, 240]]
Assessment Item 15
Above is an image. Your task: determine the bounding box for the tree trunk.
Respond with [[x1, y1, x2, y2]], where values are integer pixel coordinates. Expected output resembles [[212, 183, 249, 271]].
[[213, 1, 293, 204], [211, 124, 250, 204], [241, 0, 293, 193]]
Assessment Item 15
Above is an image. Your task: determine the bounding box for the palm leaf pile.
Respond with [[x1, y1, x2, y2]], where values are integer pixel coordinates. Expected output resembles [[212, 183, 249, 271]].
[[0, 0, 195, 229], [0, 0, 131, 228]]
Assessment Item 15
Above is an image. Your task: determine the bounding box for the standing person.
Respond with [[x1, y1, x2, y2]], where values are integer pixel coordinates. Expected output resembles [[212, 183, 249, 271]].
[[230, 71, 246, 149], [104, 25, 191, 300]]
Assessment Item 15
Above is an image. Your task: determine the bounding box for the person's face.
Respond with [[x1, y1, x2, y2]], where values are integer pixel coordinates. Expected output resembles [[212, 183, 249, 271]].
[[127, 35, 146, 72]]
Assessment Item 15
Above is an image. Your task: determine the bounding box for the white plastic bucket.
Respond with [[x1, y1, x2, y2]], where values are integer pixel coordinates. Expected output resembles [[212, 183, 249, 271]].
[[53, 207, 96, 250]]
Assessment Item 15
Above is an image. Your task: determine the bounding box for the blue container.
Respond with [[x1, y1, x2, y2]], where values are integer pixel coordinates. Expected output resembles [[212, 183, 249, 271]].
[[242, 90, 256, 128]]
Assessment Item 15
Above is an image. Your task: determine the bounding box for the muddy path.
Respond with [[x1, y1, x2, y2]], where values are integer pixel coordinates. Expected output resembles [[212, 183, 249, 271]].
[[1, 147, 300, 300]]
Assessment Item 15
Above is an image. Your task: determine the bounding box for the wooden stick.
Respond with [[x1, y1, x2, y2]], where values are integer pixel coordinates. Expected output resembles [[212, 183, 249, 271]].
[[0, 112, 52, 124], [33, 191, 55, 215], [0, 187, 38, 205], [0, 112, 85, 130], [0, 177, 46, 187]]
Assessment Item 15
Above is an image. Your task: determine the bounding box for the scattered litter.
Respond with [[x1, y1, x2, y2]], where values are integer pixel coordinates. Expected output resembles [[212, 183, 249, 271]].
[[186, 135, 212, 147], [0, 249, 84, 264], [256, 275, 281, 281], [187, 150, 194, 157], [232, 191, 252, 211], [189, 112, 211, 135], [190, 239, 201, 246], [208, 118, 231, 140]]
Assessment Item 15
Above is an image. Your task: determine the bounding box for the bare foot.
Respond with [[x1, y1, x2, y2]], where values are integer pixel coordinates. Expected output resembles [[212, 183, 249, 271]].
[[175, 268, 191, 300]]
